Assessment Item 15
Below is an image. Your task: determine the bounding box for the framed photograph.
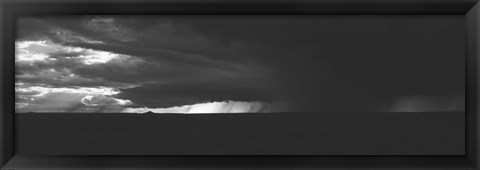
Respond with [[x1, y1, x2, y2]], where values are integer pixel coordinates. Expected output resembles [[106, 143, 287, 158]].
[[1, 0, 479, 169]]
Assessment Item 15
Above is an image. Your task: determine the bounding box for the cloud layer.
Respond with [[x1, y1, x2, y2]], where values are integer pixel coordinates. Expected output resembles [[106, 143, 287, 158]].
[[15, 16, 465, 113], [123, 101, 290, 114], [15, 16, 282, 113]]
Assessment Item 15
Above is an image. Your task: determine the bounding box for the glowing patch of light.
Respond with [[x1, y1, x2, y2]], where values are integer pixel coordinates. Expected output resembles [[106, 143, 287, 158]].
[[115, 98, 133, 106], [123, 101, 289, 114], [16, 40, 63, 63], [16, 40, 133, 65], [16, 41, 52, 62], [80, 95, 98, 106], [16, 40, 50, 49], [16, 40, 65, 55], [78, 51, 118, 65], [16, 53, 50, 62], [79, 94, 133, 107], [16, 86, 120, 97]]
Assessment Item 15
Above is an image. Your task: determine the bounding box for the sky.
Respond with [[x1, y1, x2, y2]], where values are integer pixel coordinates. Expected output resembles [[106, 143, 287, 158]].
[[15, 15, 465, 113]]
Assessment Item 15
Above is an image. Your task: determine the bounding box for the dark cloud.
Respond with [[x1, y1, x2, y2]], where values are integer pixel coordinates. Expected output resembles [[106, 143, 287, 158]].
[[15, 15, 465, 112], [117, 76, 280, 108]]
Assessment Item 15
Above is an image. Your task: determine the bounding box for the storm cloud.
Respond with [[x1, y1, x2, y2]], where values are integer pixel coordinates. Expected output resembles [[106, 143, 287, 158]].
[[15, 15, 465, 113]]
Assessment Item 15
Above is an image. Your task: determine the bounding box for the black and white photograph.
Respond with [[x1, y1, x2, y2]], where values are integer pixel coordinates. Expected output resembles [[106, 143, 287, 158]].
[[13, 15, 466, 155], [3, 0, 480, 169], [15, 16, 465, 114]]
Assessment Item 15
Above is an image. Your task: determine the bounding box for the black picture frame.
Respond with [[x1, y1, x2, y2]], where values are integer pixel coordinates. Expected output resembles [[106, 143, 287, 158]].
[[1, 0, 479, 169]]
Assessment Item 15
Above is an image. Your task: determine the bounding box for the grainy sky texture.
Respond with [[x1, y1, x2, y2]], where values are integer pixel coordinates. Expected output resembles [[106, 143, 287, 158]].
[[15, 15, 465, 113]]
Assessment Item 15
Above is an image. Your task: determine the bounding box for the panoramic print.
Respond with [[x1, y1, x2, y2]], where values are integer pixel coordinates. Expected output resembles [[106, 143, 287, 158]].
[[15, 16, 465, 113]]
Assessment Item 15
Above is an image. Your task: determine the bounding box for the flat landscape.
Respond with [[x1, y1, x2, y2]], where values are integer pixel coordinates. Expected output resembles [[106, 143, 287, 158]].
[[16, 112, 465, 155]]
